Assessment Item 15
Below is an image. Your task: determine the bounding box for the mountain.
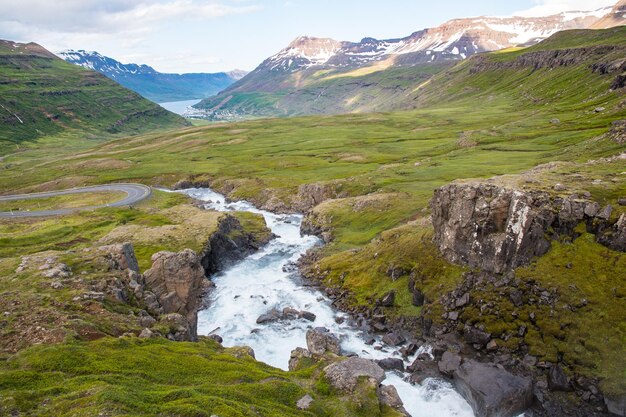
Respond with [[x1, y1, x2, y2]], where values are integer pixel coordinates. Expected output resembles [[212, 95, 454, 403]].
[[58, 50, 247, 103], [591, 0, 626, 29], [195, 1, 625, 119], [0, 40, 188, 149]]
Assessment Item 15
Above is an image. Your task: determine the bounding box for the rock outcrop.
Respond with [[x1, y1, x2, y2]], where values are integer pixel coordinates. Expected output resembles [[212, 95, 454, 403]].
[[431, 182, 623, 273], [143, 249, 206, 341], [453, 360, 534, 417], [200, 215, 272, 275]]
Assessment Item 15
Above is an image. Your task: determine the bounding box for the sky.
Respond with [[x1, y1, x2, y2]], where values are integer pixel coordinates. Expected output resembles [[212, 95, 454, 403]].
[[0, 0, 618, 73]]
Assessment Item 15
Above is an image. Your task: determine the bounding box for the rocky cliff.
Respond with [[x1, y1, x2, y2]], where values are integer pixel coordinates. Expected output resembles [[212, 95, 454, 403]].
[[431, 182, 624, 273]]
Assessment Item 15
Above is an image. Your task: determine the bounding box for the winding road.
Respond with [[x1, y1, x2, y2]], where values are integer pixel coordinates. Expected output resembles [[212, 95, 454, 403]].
[[0, 183, 151, 218]]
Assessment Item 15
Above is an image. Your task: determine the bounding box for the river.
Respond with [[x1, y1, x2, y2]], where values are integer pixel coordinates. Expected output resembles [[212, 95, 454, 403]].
[[179, 187, 475, 417]]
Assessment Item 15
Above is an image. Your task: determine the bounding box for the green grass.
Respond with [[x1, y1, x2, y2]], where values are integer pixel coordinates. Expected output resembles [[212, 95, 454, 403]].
[[0, 191, 126, 212], [0, 337, 398, 417]]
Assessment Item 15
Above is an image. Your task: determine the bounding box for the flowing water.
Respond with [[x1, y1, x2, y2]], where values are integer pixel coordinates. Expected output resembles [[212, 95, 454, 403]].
[[180, 188, 474, 417]]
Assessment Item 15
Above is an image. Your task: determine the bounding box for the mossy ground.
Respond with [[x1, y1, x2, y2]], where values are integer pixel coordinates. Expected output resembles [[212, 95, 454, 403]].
[[0, 337, 401, 417]]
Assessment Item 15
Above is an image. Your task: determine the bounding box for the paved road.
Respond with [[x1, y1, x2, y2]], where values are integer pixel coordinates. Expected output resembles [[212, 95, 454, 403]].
[[0, 183, 152, 218]]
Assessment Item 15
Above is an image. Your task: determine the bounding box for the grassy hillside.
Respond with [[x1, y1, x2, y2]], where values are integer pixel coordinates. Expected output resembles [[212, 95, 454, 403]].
[[194, 62, 452, 120], [0, 40, 189, 152]]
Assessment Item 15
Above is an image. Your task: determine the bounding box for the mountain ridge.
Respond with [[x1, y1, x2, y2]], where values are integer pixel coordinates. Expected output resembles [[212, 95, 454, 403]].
[[194, 1, 626, 119], [58, 50, 247, 103]]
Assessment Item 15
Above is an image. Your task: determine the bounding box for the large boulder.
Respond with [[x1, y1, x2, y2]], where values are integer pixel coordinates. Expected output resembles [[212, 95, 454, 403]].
[[431, 183, 621, 273], [453, 360, 533, 417], [144, 249, 206, 340], [438, 351, 462, 376], [324, 358, 385, 392], [306, 327, 341, 355]]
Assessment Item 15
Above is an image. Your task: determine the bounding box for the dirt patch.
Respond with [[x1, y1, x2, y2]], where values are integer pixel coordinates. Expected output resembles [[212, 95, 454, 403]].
[[19, 176, 94, 194], [337, 153, 366, 163], [72, 158, 132, 170], [213, 138, 247, 146]]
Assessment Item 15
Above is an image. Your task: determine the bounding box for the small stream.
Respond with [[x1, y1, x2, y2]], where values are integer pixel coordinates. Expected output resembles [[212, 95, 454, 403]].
[[180, 188, 474, 417]]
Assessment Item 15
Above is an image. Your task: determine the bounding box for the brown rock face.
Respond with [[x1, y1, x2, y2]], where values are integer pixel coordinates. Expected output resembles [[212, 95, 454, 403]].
[[143, 249, 206, 340], [431, 183, 622, 273]]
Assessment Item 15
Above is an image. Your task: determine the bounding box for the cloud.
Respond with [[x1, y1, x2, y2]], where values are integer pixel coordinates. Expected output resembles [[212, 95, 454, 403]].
[[0, 0, 260, 41], [515, 0, 616, 17]]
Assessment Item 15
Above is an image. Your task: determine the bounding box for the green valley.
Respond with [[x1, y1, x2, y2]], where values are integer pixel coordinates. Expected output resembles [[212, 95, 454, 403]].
[[0, 22, 625, 417]]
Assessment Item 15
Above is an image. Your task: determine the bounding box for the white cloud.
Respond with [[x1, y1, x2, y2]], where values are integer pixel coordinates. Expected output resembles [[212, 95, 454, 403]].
[[515, 0, 616, 17], [0, 0, 260, 50], [0, 0, 261, 72]]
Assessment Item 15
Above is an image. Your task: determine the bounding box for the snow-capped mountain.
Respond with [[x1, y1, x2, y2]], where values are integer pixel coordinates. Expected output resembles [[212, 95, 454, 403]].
[[260, 4, 619, 73], [58, 50, 156, 77], [58, 50, 247, 102], [195, 0, 626, 119]]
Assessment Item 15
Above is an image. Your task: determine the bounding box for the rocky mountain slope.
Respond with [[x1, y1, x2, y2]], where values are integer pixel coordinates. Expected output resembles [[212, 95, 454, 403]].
[[0, 40, 188, 149], [194, 1, 625, 119], [58, 50, 246, 102]]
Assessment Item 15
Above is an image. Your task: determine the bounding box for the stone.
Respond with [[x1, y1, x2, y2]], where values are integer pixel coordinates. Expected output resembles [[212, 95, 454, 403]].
[[143, 249, 206, 341], [380, 290, 396, 307], [584, 202, 601, 217], [522, 355, 537, 367], [486, 340, 498, 351], [464, 325, 491, 347], [324, 358, 385, 392], [382, 332, 406, 347], [377, 385, 407, 413], [594, 107, 606, 113], [408, 360, 440, 384], [229, 346, 255, 359], [438, 351, 462, 376], [597, 205, 613, 221], [412, 289, 425, 306], [306, 327, 340, 355], [605, 393, 626, 416], [619, 198, 626, 207], [138, 315, 156, 328], [256, 308, 281, 324], [453, 360, 533, 417], [554, 183, 567, 191], [159, 313, 193, 341], [207, 334, 223, 343], [376, 358, 405, 371], [299, 311, 316, 322], [448, 311, 459, 321], [50, 281, 63, 289], [42, 263, 71, 278], [99, 242, 140, 273], [456, 292, 470, 308], [547, 364, 571, 391], [139, 328, 154, 338], [509, 289, 524, 307], [282, 307, 299, 319], [289, 347, 312, 371], [296, 394, 314, 410]]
